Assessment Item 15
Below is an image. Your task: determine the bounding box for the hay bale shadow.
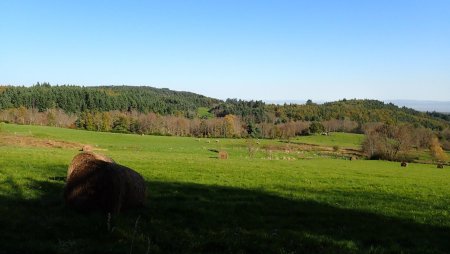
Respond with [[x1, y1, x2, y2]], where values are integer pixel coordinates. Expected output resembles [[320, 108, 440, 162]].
[[48, 176, 66, 182]]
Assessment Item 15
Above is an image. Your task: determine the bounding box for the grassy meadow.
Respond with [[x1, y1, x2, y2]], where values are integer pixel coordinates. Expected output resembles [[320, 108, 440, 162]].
[[0, 123, 449, 253], [294, 132, 364, 149]]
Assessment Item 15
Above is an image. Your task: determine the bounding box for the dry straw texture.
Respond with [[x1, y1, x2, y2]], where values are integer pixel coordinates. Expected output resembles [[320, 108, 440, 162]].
[[64, 152, 147, 213]]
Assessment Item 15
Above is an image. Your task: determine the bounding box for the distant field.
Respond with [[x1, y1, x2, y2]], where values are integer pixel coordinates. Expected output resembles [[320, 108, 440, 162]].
[[293, 132, 365, 149], [0, 123, 449, 253]]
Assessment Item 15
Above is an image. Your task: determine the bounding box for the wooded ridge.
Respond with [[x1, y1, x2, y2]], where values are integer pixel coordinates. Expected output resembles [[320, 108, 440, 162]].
[[0, 83, 449, 132]]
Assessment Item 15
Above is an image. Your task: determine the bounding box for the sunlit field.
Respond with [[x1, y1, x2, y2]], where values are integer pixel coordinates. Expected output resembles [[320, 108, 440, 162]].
[[1, 123, 449, 253]]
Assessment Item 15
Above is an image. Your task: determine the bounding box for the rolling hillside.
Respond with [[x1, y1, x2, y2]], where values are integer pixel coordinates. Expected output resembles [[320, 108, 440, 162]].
[[1, 84, 449, 131], [0, 83, 219, 114], [0, 123, 449, 253]]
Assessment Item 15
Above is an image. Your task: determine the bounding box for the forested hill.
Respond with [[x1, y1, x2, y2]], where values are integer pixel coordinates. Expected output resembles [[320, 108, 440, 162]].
[[0, 83, 219, 115], [212, 99, 450, 130], [0, 84, 449, 130], [273, 99, 439, 124]]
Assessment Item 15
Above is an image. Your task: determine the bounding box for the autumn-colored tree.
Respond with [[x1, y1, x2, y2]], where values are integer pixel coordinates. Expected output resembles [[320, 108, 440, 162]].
[[362, 124, 381, 159], [199, 119, 209, 137], [279, 122, 296, 141], [224, 114, 240, 138], [430, 137, 448, 162], [293, 121, 310, 136], [101, 112, 112, 132], [53, 109, 77, 128], [17, 106, 27, 124], [363, 124, 415, 161], [112, 114, 130, 133], [414, 127, 434, 149], [438, 128, 450, 150], [46, 109, 56, 126]]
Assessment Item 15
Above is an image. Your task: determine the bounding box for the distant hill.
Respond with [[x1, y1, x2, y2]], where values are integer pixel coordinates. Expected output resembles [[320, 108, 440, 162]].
[[1, 84, 449, 130], [0, 83, 220, 115], [266, 99, 450, 130], [211, 99, 450, 130], [386, 100, 450, 113], [265, 99, 450, 113]]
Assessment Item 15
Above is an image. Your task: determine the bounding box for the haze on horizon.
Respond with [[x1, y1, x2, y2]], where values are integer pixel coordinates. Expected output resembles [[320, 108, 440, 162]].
[[1, 1, 449, 101]]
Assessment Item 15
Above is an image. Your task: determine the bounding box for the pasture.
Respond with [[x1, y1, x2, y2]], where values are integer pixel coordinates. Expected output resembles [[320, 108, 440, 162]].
[[293, 132, 364, 149], [0, 123, 449, 253]]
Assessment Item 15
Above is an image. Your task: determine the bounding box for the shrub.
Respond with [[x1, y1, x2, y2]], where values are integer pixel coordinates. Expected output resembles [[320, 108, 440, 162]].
[[246, 139, 258, 158], [430, 137, 448, 162], [309, 122, 325, 134], [442, 140, 450, 151]]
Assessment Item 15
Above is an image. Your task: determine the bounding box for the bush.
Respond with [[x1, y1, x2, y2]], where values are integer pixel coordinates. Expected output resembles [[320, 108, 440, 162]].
[[430, 137, 448, 162], [246, 139, 258, 158], [442, 140, 450, 151], [309, 122, 325, 134]]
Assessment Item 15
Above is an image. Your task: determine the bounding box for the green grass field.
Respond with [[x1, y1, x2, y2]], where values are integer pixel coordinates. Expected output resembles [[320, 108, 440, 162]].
[[293, 132, 365, 149], [0, 123, 449, 253]]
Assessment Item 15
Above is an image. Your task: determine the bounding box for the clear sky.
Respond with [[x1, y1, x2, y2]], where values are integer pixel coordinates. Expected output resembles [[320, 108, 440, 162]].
[[1, 0, 449, 101]]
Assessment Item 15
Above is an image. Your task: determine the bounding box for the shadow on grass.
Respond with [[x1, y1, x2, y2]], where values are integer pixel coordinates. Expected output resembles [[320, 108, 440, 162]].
[[0, 177, 449, 254]]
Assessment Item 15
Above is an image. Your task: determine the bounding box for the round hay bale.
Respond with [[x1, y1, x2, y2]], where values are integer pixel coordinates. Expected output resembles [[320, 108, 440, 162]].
[[401, 162, 408, 167], [218, 151, 228, 160], [115, 163, 147, 209], [67, 152, 114, 180], [64, 153, 146, 213]]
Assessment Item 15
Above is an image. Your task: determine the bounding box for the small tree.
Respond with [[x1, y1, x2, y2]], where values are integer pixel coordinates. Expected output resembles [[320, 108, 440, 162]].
[[362, 123, 415, 161], [309, 121, 325, 134], [112, 115, 130, 133], [17, 106, 27, 125], [101, 112, 112, 132], [246, 139, 258, 158], [247, 122, 261, 138], [224, 114, 237, 138], [46, 109, 57, 126]]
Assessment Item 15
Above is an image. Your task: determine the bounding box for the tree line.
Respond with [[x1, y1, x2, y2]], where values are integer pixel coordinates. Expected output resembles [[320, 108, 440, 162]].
[[265, 99, 449, 130], [0, 107, 309, 139], [1, 84, 450, 148], [2, 106, 449, 157], [1, 84, 449, 130], [362, 123, 448, 162], [0, 83, 218, 115], [0, 106, 364, 139]]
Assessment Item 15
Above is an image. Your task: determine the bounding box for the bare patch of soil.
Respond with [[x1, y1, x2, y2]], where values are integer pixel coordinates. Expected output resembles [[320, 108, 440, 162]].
[[0, 134, 85, 150]]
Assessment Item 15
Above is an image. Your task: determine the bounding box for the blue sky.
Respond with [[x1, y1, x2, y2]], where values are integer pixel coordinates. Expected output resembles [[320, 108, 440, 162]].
[[1, 0, 449, 101]]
